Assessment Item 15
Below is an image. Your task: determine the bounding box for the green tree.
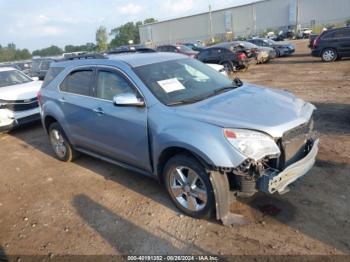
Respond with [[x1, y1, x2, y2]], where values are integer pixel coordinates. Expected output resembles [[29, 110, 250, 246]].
[[109, 18, 157, 48], [32, 45, 63, 57], [143, 18, 157, 24], [96, 26, 108, 52], [0, 44, 31, 62]]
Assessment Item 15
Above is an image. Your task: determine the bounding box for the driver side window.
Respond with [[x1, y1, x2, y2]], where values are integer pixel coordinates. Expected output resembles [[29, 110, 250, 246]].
[[96, 70, 134, 101]]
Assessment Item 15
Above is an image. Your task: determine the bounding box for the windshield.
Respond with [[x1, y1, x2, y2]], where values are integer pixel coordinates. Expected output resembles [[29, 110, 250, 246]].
[[133, 58, 236, 106], [0, 70, 32, 88]]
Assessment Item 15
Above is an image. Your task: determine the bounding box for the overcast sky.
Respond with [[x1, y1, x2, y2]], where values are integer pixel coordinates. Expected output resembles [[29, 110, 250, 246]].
[[0, 0, 257, 51]]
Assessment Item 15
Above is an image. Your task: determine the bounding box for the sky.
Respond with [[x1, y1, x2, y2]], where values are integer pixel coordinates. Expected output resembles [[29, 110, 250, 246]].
[[0, 0, 257, 51]]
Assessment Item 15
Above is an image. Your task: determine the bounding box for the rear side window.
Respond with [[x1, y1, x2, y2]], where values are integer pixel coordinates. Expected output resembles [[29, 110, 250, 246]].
[[60, 70, 93, 96], [42, 67, 64, 88]]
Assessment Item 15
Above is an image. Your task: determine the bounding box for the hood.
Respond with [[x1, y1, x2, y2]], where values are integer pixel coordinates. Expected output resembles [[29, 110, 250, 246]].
[[175, 84, 315, 138], [0, 80, 42, 101]]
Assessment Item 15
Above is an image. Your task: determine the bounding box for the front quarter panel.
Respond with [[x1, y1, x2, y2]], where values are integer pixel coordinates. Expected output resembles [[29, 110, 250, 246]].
[[149, 105, 247, 174]]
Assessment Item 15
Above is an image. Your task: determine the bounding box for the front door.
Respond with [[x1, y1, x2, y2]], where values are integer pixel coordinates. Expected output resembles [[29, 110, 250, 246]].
[[87, 67, 151, 172]]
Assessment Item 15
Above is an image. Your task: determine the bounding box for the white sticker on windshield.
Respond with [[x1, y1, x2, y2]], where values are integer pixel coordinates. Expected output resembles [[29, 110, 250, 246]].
[[157, 78, 185, 93]]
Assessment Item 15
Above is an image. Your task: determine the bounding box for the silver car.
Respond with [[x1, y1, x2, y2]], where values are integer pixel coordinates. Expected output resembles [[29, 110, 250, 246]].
[[39, 53, 318, 225]]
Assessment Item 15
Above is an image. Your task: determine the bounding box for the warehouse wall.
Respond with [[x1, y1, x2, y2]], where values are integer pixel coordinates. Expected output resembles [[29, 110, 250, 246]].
[[139, 0, 350, 46]]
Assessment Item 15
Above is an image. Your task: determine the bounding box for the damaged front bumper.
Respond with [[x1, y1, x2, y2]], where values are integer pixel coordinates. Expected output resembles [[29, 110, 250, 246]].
[[258, 138, 319, 194], [0, 108, 40, 132]]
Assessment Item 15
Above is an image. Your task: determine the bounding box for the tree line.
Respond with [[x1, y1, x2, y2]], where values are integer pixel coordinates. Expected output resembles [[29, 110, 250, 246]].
[[0, 17, 156, 62], [0, 43, 31, 63]]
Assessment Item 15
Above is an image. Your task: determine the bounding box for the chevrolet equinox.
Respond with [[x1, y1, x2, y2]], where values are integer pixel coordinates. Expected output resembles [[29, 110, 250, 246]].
[[39, 53, 319, 225]]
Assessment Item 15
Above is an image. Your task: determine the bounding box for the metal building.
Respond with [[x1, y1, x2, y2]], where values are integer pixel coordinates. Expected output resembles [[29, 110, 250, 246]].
[[139, 0, 350, 46]]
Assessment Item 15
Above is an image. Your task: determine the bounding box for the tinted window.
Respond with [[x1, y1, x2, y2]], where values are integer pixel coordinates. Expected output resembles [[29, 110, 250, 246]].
[[96, 70, 134, 100], [42, 67, 64, 88], [60, 70, 93, 96], [40, 60, 52, 70]]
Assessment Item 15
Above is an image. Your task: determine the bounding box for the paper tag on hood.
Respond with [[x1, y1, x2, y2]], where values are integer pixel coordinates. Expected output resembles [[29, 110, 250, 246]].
[[157, 78, 185, 93]]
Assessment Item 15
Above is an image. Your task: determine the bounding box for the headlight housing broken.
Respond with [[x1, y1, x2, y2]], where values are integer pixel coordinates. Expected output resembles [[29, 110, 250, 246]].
[[224, 128, 280, 161]]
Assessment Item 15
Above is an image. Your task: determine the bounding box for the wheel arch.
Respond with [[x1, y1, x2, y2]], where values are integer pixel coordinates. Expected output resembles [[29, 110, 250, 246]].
[[44, 115, 58, 133], [156, 146, 213, 184]]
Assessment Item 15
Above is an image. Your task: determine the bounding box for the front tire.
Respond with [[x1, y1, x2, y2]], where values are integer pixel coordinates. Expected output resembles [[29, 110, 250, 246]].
[[321, 48, 337, 62], [48, 123, 78, 162], [163, 154, 215, 219]]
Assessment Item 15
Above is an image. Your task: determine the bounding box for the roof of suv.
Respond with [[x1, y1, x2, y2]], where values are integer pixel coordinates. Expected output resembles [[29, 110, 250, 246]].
[[53, 52, 187, 68]]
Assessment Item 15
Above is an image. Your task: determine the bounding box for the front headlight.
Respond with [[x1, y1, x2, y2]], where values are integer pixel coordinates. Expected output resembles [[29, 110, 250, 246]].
[[224, 128, 280, 161]]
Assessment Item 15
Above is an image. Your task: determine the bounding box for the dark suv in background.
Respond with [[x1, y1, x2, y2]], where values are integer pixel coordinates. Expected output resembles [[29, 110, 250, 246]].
[[311, 26, 350, 62]]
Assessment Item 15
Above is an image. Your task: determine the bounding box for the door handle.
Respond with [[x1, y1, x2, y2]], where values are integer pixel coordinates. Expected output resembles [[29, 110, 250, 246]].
[[93, 108, 104, 115], [58, 97, 65, 103]]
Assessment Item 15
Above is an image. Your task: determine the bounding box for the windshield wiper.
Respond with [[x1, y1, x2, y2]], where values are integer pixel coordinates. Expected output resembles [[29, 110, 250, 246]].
[[167, 96, 206, 106]]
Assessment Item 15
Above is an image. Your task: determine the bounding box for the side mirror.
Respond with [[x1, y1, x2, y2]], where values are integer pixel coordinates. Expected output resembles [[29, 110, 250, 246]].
[[32, 77, 39, 81], [113, 93, 145, 107], [233, 77, 243, 87]]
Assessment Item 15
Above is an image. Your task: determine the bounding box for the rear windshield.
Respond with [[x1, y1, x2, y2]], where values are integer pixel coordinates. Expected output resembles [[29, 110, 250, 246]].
[[42, 67, 64, 88]]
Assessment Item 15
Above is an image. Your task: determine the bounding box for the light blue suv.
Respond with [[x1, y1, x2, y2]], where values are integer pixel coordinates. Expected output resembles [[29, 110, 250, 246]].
[[39, 53, 318, 225]]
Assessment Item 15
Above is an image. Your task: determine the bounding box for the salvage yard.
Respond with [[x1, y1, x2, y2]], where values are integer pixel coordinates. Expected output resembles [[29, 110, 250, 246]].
[[0, 40, 350, 256]]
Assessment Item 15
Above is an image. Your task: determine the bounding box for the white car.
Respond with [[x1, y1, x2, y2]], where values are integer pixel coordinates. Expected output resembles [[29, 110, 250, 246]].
[[206, 63, 228, 76], [0, 67, 42, 132]]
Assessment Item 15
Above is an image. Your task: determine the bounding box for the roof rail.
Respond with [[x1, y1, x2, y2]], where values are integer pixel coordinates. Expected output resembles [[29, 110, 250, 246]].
[[62, 53, 107, 60]]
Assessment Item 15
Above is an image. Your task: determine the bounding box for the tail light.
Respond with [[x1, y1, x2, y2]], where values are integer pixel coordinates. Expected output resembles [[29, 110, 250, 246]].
[[37, 91, 42, 105], [237, 52, 247, 60], [313, 36, 320, 48]]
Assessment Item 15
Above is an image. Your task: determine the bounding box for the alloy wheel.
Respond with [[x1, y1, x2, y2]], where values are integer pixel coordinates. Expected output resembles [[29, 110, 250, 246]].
[[322, 49, 336, 61], [169, 166, 208, 211], [50, 129, 67, 159]]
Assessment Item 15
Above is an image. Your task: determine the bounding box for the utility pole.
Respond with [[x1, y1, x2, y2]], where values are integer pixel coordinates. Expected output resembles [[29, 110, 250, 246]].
[[209, 4, 213, 43], [296, 0, 300, 33]]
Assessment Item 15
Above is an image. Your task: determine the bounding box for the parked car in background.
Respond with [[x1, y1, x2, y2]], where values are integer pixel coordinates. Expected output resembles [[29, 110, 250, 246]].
[[196, 45, 248, 72], [14, 61, 32, 76], [308, 34, 318, 48], [156, 44, 198, 58], [206, 63, 228, 76], [247, 38, 295, 57], [39, 52, 318, 224], [311, 26, 350, 62], [108, 45, 156, 54], [31, 58, 59, 80], [230, 41, 276, 63], [0, 67, 42, 131], [183, 42, 206, 52], [299, 28, 313, 39]]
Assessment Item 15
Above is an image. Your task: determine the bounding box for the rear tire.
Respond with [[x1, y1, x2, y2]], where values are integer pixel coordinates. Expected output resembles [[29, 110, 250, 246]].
[[163, 154, 215, 219], [321, 48, 337, 62], [48, 122, 79, 162], [221, 61, 233, 74], [275, 49, 280, 57]]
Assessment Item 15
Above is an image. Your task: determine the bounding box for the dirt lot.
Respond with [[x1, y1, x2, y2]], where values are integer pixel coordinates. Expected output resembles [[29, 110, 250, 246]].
[[1, 40, 350, 257]]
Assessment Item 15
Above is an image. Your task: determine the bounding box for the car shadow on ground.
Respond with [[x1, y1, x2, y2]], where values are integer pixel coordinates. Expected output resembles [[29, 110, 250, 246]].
[[72, 194, 213, 255], [0, 245, 9, 262], [8, 122, 350, 253]]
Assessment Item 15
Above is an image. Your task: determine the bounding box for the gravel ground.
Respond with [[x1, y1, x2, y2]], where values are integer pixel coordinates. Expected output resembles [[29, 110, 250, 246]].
[[0, 40, 349, 257]]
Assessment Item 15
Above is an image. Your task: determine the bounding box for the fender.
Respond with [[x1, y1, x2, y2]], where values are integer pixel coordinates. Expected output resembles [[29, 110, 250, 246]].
[[150, 117, 247, 175], [41, 100, 73, 143]]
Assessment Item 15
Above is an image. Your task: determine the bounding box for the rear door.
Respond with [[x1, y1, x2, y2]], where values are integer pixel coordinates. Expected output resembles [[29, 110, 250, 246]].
[[87, 67, 151, 171], [335, 28, 350, 56], [58, 67, 97, 150]]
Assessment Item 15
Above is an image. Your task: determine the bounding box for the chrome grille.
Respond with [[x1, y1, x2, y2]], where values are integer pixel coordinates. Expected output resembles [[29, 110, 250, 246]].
[[282, 117, 314, 168]]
